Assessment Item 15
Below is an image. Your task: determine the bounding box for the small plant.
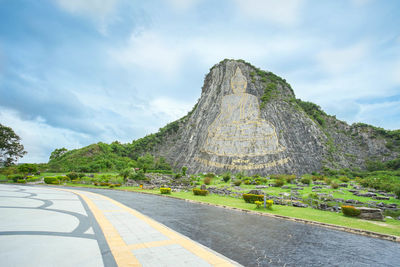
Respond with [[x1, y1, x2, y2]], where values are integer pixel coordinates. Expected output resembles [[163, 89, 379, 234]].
[[17, 179, 26, 184], [160, 187, 171, 194], [100, 182, 111, 186], [181, 166, 188, 176], [274, 179, 285, 187], [234, 180, 242, 186], [244, 179, 251, 185], [284, 175, 296, 183], [205, 172, 215, 178], [44, 177, 59, 185], [243, 194, 264, 203], [109, 185, 115, 188], [339, 176, 350, 183], [193, 188, 208, 196], [341, 205, 361, 217], [266, 200, 273, 209], [203, 177, 211, 185], [255, 201, 262, 209], [222, 172, 231, 182], [300, 177, 311, 185], [331, 182, 339, 189], [324, 177, 331, 185]]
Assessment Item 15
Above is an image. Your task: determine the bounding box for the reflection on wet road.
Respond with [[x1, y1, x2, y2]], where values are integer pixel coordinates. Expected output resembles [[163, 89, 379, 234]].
[[65, 187, 399, 267]]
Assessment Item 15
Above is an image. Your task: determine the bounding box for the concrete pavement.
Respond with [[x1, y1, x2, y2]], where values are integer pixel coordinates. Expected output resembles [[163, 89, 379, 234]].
[[0, 184, 240, 267]]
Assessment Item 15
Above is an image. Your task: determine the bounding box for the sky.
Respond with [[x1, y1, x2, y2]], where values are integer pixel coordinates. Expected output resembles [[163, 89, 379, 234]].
[[0, 0, 399, 163]]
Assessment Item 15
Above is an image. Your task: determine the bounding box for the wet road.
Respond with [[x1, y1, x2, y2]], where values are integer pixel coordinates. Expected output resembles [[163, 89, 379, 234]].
[[65, 187, 399, 267]]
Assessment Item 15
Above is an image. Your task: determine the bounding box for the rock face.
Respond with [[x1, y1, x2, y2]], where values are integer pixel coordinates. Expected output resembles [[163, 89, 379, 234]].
[[358, 207, 384, 220], [141, 59, 398, 175]]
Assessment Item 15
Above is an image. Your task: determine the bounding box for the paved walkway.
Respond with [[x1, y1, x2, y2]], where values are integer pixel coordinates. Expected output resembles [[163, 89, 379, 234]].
[[0, 184, 240, 267]]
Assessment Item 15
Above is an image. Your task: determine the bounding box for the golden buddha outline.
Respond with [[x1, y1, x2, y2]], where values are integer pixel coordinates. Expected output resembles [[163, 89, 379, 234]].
[[201, 67, 285, 157]]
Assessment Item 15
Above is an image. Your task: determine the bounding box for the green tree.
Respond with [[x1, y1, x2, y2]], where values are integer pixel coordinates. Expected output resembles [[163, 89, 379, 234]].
[[137, 153, 154, 173], [181, 166, 188, 176], [18, 163, 37, 174], [119, 168, 134, 182], [49, 148, 68, 161], [0, 124, 26, 166]]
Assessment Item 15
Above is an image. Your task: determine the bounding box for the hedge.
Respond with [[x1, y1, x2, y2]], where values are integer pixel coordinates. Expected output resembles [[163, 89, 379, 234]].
[[193, 188, 209, 196], [17, 179, 26, 184], [243, 194, 264, 203], [160, 187, 171, 194], [341, 205, 361, 217], [44, 177, 60, 184]]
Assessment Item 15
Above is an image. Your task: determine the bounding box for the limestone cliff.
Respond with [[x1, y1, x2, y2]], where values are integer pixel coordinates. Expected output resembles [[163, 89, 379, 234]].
[[135, 59, 399, 175]]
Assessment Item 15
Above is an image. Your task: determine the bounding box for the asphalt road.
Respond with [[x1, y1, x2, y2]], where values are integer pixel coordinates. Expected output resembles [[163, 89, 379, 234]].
[[69, 187, 400, 267]]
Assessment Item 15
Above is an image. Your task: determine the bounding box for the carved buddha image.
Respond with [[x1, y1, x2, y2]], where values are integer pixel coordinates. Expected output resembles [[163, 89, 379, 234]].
[[201, 67, 285, 157]]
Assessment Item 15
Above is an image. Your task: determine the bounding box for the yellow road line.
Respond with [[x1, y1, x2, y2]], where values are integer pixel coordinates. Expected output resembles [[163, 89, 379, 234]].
[[60, 189, 141, 267], [60, 188, 237, 267]]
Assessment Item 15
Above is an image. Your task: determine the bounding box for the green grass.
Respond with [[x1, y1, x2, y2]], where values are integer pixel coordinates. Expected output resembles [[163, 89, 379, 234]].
[[60, 183, 400, 237]]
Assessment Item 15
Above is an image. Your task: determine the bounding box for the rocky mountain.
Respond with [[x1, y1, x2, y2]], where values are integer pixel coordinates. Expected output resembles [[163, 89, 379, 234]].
[[134, 59, 399, 175]]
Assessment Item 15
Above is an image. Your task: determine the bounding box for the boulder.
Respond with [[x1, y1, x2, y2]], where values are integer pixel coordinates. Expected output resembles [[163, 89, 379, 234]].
[[200, 184, 207, 190], [292, 202, 308, 208], [372, 196, 390, 200], [358, 207, 384, 220], [339, 183, 348, 187], [247, 189, 264, 195]]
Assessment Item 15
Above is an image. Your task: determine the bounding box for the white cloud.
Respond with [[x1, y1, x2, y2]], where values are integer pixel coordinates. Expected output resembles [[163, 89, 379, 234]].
[[149, 97, 192, 121], [54, 0, 119, 34], [316, 42, 369, 74], [167, 0, 201, 11], [233, 0, 304, 26], [0, 108, 90, 163], [354, 100, 400, 130]]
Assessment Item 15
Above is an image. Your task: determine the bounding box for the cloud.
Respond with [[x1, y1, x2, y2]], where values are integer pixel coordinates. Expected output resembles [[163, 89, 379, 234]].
[[54, 0, 118, 18], [354, 100, 400, 129], [233, 0, 304, 26], [316, 42, 369, 74], [149, 97, 192, 121], [167, 0, 201, 11]]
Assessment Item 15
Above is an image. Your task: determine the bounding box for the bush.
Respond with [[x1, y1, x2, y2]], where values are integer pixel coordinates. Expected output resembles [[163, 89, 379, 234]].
[[44, 177, 59, 184], [324, 177, 331, 185], [203, 177, 211, 185], [339, 176, 350, 183], [181, 166, 188, 176], [17, 179, 26, 184], [109, 185, 115, 188], [205, 172, 215, 178], [222, 172, 231, 182], [284, 175, 296, 183], [331, 182, 339, 189], [266, 200, 273, 209], [341, 205, 361, 217], [300, 177, 311, 185], [8, 174, 24, 182], [160, 187, 171, 194], [66, 172, 79, 180], [244, 179, 251, 185], [100, 182, 111, 186], [274, 179, 285, 187], [234, 180, 242, 186], [193, 188, 208, 196], [26, 177, 40, 182], [243, 194, 264, 203], [255, 201, 262, 209]]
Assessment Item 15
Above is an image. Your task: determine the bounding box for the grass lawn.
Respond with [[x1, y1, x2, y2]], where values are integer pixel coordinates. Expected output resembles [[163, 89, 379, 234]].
[[64, 183, 400, 237]]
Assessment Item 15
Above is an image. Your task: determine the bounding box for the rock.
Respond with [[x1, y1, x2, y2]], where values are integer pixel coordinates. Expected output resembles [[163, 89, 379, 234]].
[[386, 216, 393, 219], [358, 207, 384, 221], [255, 185, 268, 189], [138, 59, 395, 176], [345, 199, 356, 204], [292, 202, 308, 208], [312, 186, 322, 190], [247, 189, 264, 195], [372, 196, 390, 200], [200, 184, 207, 190], [397, 216, 400, 221], [356, 192, 377, 197], [281, 186, 290, 189], [319, 203, 329, 210], [339, 183, 348, 187]]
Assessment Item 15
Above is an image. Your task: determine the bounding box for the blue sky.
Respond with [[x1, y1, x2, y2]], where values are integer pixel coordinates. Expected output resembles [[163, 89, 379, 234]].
[[0, 0, 399, 163]]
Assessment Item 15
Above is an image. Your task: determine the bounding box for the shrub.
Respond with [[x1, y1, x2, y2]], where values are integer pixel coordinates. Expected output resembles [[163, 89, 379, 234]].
[[66, 172, 79, 180], [160, 187, 171, 194], [203, 177, 211, 185], [26, 177, 40, 182], [17, 179, 26, 184], [244, 179, 251, 185], [341, 205, 361, 217], [284, 175, 296, 183], [44, 177, 59, 184], [100, 182, 110, 186], [109, 185, 115, 188], [266, 200, 273, 209], [331, 182, 339, 189], [205, 172, 215, 178], [324, 177, 331, 185], [174, 173, 182, 179], [255, 201, 262, 209], [8, 174, 24, 182], [181, 166, 188, 176], [339, 176, 350, 183], [222, 172, 231, 182], [243, 194, 264, 203], [300, 177, 311, 185], [114, 183, 121, 187], [234, 180, 242, 186], [193, 188, 208, 196], [274, 179, 285, 187]]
